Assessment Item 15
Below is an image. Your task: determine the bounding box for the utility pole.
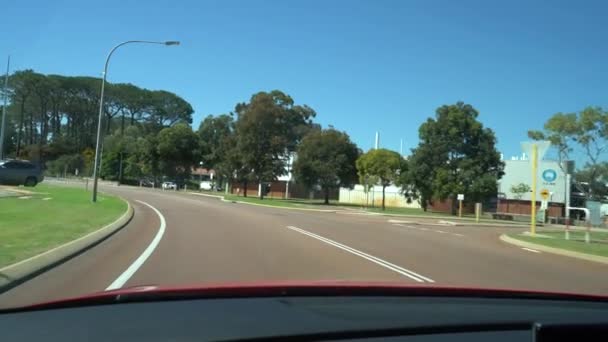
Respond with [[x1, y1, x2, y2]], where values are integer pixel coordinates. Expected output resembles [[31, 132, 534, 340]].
[[0, 55, 10, 160]]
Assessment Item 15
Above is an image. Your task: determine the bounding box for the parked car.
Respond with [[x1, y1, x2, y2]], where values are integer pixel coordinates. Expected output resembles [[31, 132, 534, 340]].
[[162, 181, 177, 190], [139, 178, 155, 187], [0, 159, 44, 187], [200, 180, 213, 191]]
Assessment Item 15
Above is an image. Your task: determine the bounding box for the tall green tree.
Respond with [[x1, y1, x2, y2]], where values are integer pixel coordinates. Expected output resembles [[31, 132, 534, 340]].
[[528, 106, 608, 200], [404, 102, 504, 214], [234, 90, 316, 199], [293, 128, 360, 204], [356, 148, 402, 210], [156, 123, 200, 182]]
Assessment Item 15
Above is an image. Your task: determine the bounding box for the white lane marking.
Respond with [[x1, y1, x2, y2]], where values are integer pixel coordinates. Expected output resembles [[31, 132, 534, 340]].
[[388, 219, 415, 224], [436, 230, 448, 234], [452, 233, 465, 237], [106, 200, 166, 290], [522, 247, 541, 254], [286, 225, 434, 283]]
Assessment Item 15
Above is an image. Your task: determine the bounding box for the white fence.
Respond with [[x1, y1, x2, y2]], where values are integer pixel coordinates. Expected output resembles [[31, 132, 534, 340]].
[[339, 185, 421, 209]]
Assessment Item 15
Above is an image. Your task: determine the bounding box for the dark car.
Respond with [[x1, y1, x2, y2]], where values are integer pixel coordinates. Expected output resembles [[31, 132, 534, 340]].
[[0, 160, 44, 187]]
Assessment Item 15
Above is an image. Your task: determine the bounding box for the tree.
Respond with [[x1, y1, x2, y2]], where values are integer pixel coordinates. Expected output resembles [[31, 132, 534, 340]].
[[156, 123, 200, 182], [573, 163, 608, 200], [404, 102, 504, 214], [293, 128, 360, 204], [1, 69, 195, 181], [234, 90, 316, 199], [510, 183, 531, 200], [197, 114, 234, 171], [147, 90, 193, 128], [356, 148, 402, 210], [528, 106, 608, 200]]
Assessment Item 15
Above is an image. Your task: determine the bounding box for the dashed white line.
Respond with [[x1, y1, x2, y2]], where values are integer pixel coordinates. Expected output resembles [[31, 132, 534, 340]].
[[395, 224, 464, 237], [522, 247, 541, 254], [286, 225, 434, 283], [106, 200, 166, 290]]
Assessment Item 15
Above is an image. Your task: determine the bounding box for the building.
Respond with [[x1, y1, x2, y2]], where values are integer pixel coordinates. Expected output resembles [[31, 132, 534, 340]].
[[497, 158, 570, 218]]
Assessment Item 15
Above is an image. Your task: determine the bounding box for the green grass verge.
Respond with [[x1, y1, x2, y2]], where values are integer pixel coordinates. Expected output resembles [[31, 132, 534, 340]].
[[0, 183, 127, 268], [224, 194, 450, 214], [219, 194, 525, 225], [509, 231, 608, 257], [223, 194, 330, 209]]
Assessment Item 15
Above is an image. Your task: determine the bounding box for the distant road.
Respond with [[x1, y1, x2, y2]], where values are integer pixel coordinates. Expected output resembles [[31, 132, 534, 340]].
[[2, 184, 607, 307]]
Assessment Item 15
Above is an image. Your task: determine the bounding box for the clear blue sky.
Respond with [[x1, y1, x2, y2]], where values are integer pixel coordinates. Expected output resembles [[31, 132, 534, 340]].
[[2, 0, 607, 159]]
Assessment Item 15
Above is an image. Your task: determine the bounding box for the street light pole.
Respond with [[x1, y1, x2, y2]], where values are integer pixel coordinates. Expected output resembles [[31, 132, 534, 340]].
[[92, 40, 180, 202], [0, 55, 10, 161]]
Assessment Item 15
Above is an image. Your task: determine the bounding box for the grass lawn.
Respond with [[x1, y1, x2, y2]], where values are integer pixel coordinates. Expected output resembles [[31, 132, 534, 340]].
[[223, 194, 454, 215], [0, 183, 127, 268], [221, 194, 523, 223], [510, 231, 608, 257], [223, 194, 335, 209]]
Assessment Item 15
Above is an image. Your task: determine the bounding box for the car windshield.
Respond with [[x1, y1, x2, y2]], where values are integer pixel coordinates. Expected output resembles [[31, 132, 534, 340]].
[[1, 0, 607, 309]]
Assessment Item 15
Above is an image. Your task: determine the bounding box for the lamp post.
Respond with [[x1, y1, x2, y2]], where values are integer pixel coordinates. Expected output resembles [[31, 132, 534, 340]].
[[92, 40, 180, 202], [0, 56, 10, 161]]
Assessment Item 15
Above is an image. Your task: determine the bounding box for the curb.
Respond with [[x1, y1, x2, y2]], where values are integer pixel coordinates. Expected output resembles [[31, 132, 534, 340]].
[[360, 212, 528, 227], [499, 234, 608, 265], [189, 192, 224, 199], [188, 192, 337, 212], [0, 199, 134, 292]]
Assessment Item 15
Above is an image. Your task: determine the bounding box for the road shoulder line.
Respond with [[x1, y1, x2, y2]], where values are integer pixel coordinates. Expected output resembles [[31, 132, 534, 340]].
[[188, 192, 337, 212], [286, 225, 434, 283], [0, 198, 134, 292], [105, 200, 166, 290], [500, 234, 608, 264]]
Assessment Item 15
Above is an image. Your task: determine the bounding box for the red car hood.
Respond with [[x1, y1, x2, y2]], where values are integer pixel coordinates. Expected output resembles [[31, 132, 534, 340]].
[[12, 281, 608, 311]]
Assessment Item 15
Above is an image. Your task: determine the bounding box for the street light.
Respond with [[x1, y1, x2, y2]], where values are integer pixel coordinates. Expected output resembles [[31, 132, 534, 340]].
[[92, 40, 180, 202]]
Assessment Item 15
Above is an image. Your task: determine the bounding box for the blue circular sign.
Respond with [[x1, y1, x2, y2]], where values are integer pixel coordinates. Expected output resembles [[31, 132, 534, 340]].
[[542, 169, 557, 182]]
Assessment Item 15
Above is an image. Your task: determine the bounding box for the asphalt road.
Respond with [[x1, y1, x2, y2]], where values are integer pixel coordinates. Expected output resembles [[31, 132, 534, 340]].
[[1, 184, 608, 308]]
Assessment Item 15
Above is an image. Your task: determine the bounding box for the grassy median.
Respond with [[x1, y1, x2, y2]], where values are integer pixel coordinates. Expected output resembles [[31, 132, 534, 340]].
[[221, 193, 521, 223], [509, 231, 608, 257], [0, 183, 127, 268]]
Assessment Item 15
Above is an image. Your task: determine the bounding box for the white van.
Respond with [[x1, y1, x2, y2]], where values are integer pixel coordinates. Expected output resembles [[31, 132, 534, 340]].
[[200, 181, 213, 191]]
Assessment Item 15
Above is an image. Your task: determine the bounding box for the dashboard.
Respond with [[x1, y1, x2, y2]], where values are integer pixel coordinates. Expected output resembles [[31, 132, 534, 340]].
[[1, 295, 607, 341]]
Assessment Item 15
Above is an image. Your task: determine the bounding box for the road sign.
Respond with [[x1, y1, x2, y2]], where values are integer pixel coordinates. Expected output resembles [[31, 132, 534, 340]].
[[457, 194, 464, 201], [521, 140, 551, 161], [540, 189, 550, 200]]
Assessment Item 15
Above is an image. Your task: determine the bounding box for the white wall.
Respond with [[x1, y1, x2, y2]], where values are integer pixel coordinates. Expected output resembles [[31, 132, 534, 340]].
[[497, 160, 567, 203], [339, 185, 421, 208]]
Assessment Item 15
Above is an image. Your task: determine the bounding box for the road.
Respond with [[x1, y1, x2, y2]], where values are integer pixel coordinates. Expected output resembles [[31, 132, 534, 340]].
[[1, 184, 608, 308]]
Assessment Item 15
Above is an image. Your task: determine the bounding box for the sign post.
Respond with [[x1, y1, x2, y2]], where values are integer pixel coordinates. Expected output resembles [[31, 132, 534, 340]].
[[521, 140, 551, 237], [457, 194, 464, 217]]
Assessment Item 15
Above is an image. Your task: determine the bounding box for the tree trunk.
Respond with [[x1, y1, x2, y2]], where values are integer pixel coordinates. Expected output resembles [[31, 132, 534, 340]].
[[243, 180, 248, 197], [121, 113, 125, 135], [259, 181, 264, 200], [106, 115, 112, 134], [16, 100, 26, 157], [324, 187, 330, 205], [382, 185, 386, 210], [451, 197, 458, 216]]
